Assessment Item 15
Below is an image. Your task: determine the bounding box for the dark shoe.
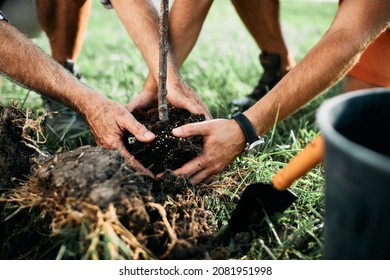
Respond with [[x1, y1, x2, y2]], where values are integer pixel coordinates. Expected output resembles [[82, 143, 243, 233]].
[[231, 52, 282, 111], [63, 59, 82, 79], [43, 59, 91, 148]]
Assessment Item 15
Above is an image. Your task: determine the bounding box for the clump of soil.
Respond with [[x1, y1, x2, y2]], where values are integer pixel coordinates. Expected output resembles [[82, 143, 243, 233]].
[[0, 104, 41, 189], [0, 104, 230, 260], [0, 146, 223, 259], [124, 106, 205, 174]]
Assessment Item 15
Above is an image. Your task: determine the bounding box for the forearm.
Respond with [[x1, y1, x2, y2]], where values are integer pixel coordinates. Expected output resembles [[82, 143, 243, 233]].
[[246, 0, 390, 136], [0, 21, 98, 113], [142, 0, 212, 91], [0, 18, 156, 170], [247, 31, 360, 136], [110, 0, 179, 84]]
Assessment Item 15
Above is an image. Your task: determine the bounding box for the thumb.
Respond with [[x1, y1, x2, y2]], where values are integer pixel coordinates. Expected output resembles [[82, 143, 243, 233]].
[[125, 118, 155, 143]]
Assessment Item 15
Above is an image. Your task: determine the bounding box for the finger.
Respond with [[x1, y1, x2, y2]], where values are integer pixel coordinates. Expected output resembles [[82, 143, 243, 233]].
[[201, 176, 216, 185], [186, 101, 212, 120], [190, 171, 217, 185], [125, 102, 138, 113], [126, 91, 157, 112], [179, 101, 212, 120], [117, 144, 155, 178], [200, 107, 212, 120], [199, 103, 212, 120], [123, 115, 155, 143], [171, 157, 204, 179], [172, 121, 210, 138], [126, 97, 148, 112]]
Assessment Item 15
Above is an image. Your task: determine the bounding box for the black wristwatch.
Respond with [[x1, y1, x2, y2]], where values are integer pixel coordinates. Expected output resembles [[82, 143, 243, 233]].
[[231, 112, 264, 152]]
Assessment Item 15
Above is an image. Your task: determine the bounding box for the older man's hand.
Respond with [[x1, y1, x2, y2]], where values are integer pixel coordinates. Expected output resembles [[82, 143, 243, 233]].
[[82, 94, 156, 177]]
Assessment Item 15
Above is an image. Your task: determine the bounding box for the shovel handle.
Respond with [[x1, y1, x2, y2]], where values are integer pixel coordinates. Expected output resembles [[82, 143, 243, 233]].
[[272, 134, 324, 191]]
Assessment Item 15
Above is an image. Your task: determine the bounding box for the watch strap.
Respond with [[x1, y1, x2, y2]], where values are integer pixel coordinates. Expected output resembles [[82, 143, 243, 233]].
[[231, 112, 260, 145]]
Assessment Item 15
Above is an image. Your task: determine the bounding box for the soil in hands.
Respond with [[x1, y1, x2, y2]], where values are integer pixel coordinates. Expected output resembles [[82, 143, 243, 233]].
[[124, 106, 205, 174], [0, 104, 229, 260], [0, 146, 225, 260]]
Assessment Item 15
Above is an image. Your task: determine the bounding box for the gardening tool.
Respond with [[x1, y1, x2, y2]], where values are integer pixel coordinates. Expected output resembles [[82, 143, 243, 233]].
[[228, 134, 324, 233]]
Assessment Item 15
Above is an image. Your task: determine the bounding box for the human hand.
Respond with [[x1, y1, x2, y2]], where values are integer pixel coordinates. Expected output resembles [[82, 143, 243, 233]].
[[127, 76, 212, 122], [167, 118, 246, 184], [81, 94, 156, 177], [126, 75, 158, 112], [167, 79, 212, 120], [126, 89, 158, 112]]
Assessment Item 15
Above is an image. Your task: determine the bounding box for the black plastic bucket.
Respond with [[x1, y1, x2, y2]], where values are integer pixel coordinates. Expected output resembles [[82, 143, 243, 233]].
[[317, 88, 390, 260]]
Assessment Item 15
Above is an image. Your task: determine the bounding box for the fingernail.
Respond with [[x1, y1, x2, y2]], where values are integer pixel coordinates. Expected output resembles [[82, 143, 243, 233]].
[[172, 127, 182, 136], [144, 131, 155, 140]]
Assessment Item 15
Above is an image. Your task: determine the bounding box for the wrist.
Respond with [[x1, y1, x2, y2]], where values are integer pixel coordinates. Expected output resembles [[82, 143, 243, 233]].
[[72, 89, 105, 116], [144, 73, 158, 92], [231, 112, 264, 152]]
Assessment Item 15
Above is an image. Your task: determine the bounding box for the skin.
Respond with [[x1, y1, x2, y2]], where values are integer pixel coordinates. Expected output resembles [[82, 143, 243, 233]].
[[109, 0, 212, 119], [231, 0, 295, 75], [128, 0, 295, 112], [126, 0, 213, 112], [1, 0, 212, 177], [36, 0, 92, 64], [342, 75, 378, 92], [170, 0, 390, 184], [0, 20, 156, 176]]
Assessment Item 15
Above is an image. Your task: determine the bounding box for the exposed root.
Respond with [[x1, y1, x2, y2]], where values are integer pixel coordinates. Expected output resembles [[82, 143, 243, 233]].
[[0, 105, 227, 260]]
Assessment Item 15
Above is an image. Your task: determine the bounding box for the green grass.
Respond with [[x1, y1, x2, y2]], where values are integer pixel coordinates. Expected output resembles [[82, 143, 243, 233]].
[[0, 0, 341, 259]]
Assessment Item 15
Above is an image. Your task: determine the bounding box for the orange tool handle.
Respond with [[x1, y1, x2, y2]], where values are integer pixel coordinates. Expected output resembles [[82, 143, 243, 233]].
[[272, 134, 324, 191]]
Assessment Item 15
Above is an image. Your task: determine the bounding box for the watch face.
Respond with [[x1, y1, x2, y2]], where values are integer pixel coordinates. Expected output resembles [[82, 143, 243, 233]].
[[248, 138, 265, 151]]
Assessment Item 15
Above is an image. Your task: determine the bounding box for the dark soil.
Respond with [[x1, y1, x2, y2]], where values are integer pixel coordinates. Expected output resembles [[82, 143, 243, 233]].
[[0, 104, 229, 260], [0, 146, 226, 259], [0, 104, 40, 189], [124, 106, 205, 174]]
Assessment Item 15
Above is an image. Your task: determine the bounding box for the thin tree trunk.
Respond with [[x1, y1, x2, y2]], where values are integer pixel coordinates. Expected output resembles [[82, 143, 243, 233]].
[[158, 0, 169, 122]]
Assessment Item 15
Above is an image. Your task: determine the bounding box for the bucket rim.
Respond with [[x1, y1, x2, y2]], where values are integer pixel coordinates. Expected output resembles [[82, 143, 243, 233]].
[[317, 87, 390, 172]]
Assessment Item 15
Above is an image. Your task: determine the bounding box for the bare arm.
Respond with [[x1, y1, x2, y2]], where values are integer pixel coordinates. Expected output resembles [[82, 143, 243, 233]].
[[110, 0, 163, 82], [171, 0, 390, 184], [0, 20, 155, 175], [111, 0, 211, 118], [138, 0, 213, 92], [246, 0, 390, 135], [0, 21, 86, 110]]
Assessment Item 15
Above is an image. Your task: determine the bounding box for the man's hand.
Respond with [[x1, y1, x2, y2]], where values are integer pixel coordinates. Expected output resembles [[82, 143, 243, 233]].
[[168, 118, 246, 184], [166, 78, 212, 120], [126, 89, 158, 112], [81, 95, 156, 176], [126, 74, 212, 120]]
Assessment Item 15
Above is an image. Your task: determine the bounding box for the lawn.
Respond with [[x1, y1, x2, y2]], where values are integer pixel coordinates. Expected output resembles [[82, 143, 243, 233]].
[[0, 0, 341, 259]]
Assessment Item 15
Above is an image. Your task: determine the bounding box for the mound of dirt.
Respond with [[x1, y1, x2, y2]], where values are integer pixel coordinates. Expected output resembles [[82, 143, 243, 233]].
[[0, 104, 231, 260], [1, 146, 226, 259], [0, 104, 41, 189], [124, 106, 205, 174]]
